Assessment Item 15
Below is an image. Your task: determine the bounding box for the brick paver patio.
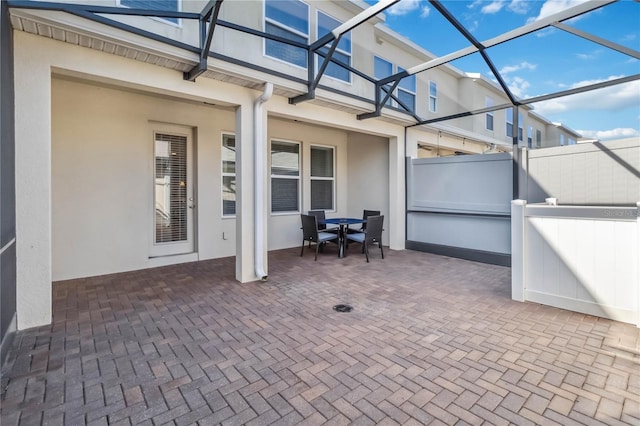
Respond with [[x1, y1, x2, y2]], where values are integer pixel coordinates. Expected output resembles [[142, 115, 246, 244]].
[[1, 247, 639, 425]]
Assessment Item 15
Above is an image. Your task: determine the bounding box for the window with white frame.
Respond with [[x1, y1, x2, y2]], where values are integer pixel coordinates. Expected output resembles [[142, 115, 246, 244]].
[[310, 145, 335, 210], [536, 129, 542, 147], [485, 97, 494, 131], [222, 134, 236, 216], [506, 108, 513, 138], [397, 67, 416, 113], [518, 112, 524, 142], [119, 0, 179, 24], [374, 56, 393, 107], [271, 140, 300, 213], [373, 58, 415, 112], [265, 0, 309, 68], [527, 126, 533, 148], [317, 12, 351, 82], [428, 81, 437, 113]]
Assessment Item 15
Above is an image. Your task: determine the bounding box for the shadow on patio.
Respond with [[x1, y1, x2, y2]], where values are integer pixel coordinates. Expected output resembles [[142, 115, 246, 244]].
[[1, 248, 639, 425]]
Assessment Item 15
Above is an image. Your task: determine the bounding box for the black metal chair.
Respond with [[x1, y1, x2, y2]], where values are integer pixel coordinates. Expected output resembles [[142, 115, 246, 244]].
[[300, 214, 339, 261], [346, 215, 384, 262], [346, 209, 380, 234], [308, 210, 338, 234]]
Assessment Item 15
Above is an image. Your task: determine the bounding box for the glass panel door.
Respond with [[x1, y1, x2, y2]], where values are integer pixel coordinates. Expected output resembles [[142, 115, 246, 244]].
[[151, 127, 194, 256]]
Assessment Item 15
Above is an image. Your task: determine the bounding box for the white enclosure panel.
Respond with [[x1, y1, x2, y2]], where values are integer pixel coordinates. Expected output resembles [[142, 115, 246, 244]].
[[527, 139, 639, 206], [408, 213, 510, 254], [520, 207, 639, 326], [409, 153, 512, 215]]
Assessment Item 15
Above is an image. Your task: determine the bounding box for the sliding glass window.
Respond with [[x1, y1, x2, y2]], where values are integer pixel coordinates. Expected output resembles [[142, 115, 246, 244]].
[[310, 145, 335, 210], [221, 134, 236, 216], [271, 140, 300, 213]]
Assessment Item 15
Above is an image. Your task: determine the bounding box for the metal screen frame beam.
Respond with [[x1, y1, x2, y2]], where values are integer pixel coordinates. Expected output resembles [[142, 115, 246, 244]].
[[184, 0, 224, 82], [552, 21, 640, 60], [289, 0, 400, 105]]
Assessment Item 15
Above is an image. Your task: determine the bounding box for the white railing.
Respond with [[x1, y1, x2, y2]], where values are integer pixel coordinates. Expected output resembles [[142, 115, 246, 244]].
[[512, 200, 640, 326]]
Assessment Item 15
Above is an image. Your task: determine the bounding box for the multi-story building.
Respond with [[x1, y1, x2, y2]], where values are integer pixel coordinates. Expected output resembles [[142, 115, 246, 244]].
[[0, 0, 588, 343]]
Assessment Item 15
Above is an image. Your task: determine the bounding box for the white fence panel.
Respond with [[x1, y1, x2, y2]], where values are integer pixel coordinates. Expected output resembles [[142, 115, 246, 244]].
[[512, 201, 640, 326], [407, 153, 513, 266]]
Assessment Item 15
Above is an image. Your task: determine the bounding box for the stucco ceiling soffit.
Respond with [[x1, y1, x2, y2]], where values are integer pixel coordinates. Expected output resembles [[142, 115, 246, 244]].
[[9, 9, 199, 70]]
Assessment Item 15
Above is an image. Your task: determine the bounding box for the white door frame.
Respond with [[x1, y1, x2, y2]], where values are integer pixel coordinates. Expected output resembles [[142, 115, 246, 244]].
[[149, 122, 195, 257]]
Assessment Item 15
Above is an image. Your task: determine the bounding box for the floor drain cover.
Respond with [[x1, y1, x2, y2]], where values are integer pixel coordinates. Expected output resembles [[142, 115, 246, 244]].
[[333, 304, 353, 313]]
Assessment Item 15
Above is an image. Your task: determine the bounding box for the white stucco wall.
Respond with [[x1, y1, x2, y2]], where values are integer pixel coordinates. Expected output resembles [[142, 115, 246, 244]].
[[51, 77, 238, 281], [15, 31, 259, 329], [347, 132, 390, 245], [14, 29, 407, 329], [266, 118, 349, 251]]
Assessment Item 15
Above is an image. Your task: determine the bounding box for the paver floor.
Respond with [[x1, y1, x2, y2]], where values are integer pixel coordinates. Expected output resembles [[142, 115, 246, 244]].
[[1, 247, 639, 425]]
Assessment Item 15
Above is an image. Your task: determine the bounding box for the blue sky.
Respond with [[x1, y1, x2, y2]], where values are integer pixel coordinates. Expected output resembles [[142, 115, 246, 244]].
[[370, 0, 640, 140]]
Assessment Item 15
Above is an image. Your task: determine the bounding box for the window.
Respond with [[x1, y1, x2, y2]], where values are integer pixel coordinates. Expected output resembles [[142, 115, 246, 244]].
[[536, 129, 542, 148], [568, 138, 577, 145], [506, 108, 513, 138], [271, 140, 300, 213], [310, 145, 335, 210], [374, 56, 393, 107], [397, 67, 416, 113], [317, 12, 351, 82], [265, 0, 309, 67], [373, 58, 415, 112], [222, 134, 236, 216], [527, 126, 533, 148], [560, 134, 565, 146], [518, 112, 524, 142], [429, 81, 437, 113], [485, 97, 494, 131], [119, 0, 179, 24]]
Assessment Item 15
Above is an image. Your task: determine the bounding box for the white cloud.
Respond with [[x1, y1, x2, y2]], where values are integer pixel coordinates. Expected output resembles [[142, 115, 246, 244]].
[[499, 62, 537, 74], [508, 0, 530, 14], [385, 0, 430, 18], [577, 127, 640, 141], [508, 76, 531, 98], [387, 0, 421, 16], [527, 0, 589, 24], [481, 1, 506, 14], [467, 20, 479, 33], [533, 78, 640, 115], [575, 52, 596, 60]]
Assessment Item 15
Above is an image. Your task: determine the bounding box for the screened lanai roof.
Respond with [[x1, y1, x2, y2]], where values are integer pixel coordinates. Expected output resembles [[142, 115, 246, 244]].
[[8, 0, 640, 139]]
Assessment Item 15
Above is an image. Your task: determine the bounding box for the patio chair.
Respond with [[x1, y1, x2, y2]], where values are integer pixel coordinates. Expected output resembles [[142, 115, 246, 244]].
[[300, 214, 339, 261], [346, 209, 380, 234], [346, 215, 384, 262], [308, 210, 338, 234]]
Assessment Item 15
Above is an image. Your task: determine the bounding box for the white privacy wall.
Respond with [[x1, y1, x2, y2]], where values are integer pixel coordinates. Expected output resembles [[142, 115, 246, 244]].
[[512, 201, 640, 326], [406, 152, 513, 265]]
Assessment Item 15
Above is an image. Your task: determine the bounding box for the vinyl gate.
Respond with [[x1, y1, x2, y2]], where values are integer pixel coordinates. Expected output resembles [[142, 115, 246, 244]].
[[406, 153, 513, 266]]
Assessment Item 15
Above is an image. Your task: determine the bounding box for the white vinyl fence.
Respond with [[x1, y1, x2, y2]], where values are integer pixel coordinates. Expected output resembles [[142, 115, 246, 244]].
[[512, 200, 640, 326]]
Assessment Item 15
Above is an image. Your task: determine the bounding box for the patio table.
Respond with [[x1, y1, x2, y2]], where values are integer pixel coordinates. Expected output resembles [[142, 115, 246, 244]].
[[322, 217, 366, 258]]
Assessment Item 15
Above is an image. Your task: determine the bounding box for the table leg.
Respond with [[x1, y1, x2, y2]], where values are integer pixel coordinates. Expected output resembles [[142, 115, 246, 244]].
[[339, 224, 345, 258]]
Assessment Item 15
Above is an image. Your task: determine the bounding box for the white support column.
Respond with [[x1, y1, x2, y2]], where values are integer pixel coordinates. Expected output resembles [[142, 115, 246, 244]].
[[511, 199, 527, 302], [636, 201, 640, 328], [235, 104, 257, 283], [388, 134, 406, 250], [14, 35, 52, 329]]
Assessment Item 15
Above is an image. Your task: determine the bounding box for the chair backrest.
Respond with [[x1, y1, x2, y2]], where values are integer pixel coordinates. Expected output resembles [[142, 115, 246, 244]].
[[301, 214, 319, 242], [364, 215, 384, 245], [362, 209, 381, 231], [308, 210, 326, 230]]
